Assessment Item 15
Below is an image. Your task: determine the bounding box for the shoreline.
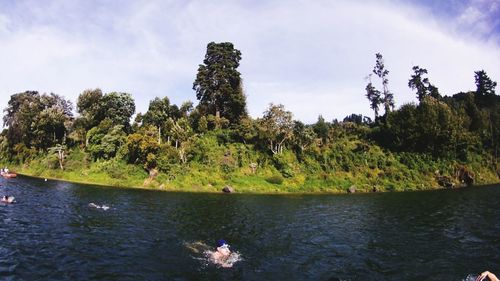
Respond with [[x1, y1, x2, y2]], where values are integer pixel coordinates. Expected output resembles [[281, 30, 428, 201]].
[[13, 169, 499, 195]]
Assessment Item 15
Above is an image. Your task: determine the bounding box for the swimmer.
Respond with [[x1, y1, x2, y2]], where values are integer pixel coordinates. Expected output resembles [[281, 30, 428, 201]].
[[209, 240, 236, 268], [185, 240, 241, 268], [477, 271, 499, 281], [1, 195, 15, 203], [88, 203, 110, 210]]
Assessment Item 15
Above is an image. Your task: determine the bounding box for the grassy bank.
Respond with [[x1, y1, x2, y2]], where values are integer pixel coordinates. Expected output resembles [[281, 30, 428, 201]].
[[9, 139, 500, 194]]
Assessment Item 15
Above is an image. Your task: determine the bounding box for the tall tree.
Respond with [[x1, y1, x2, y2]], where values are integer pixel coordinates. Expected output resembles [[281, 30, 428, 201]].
[[475, 70, 497, 97], [142, 97, 172, 144], [474, 70, 497, 107], [313, 115, 329, 143], [292, 121, 316, 152], [365, 74, 382, 118], [408, 66, 440, 102], [3, 91, 42, 147], [259, 103, 294, 154], [76, 89, 135, 131], [101, 92, 136, 130], [3, 91, 73, 150], [193, 42, 248, 125], [372, 53, 394, 114], [76, 88, 104, 130], [474, 70, 499, 166]]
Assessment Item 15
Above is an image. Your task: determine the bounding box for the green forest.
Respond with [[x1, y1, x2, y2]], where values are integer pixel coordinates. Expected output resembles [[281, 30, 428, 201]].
[[2, 42, 499, 193]]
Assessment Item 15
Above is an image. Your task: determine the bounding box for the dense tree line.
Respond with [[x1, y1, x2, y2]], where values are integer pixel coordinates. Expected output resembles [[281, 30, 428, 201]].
[[1, 42, 498, 186]]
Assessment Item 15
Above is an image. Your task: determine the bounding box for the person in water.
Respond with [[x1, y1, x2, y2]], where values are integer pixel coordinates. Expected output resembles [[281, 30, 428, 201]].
[[209, 239, 232, 268], [1, 195, 14, 203], [477, 271, 499, 281]]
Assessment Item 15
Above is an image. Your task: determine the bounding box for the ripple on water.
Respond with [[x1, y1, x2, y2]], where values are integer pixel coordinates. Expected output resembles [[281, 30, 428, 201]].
[[1, 177, 499, 280]]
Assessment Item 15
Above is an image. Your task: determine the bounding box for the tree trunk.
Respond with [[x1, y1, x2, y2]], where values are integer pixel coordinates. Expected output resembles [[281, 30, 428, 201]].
[[270, 140, 277, 154], [158, 125, 161, 144], [58, 149, 64, 170]]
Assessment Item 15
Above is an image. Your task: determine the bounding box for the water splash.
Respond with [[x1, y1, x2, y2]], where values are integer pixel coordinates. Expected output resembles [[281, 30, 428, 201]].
[[88, 203, 110, 210], [463, 274, 479, 281], [205, 250, 242, 268], [185, 241, 242, 268]]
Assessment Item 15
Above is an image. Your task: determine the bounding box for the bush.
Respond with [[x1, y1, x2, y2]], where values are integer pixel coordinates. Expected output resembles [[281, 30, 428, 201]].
[[272, 151, 296, 178], [266, 175, 284, 185]]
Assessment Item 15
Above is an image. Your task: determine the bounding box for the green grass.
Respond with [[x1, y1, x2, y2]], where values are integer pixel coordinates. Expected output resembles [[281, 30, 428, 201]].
[[8, 139, 500, 194]]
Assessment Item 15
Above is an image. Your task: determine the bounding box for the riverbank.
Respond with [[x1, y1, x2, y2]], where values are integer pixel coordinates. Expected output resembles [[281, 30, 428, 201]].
[[9, 150, 500, 194]]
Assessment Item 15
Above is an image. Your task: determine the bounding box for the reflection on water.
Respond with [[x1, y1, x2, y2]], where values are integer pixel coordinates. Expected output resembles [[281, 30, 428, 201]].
[[0, 175, 499, 280]]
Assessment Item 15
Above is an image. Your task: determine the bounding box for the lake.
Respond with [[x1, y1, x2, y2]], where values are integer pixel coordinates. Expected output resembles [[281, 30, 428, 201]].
[[0, 175, 499, 280]]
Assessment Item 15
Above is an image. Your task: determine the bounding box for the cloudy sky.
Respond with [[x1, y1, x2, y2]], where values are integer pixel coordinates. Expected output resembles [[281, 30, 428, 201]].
[[0, 0, 499, 124]]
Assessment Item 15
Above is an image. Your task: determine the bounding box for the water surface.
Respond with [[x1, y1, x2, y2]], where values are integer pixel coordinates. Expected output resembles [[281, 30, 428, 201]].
[[0, 176, 499, 280]]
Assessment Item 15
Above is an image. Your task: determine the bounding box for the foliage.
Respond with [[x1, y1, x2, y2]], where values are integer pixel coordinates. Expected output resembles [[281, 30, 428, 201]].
[[142, 97, 179, 144], [193, 42, 247, 125], [2, 43, 499, 193], [76, 89, 135, 133], [124, 126, 160, 170], [266, 175, 284, 185], [365, 76, 382, 118], [86, 122, 127, 160], [3, 91, 73, 150], [372, 53, 394, 115], [258, 103, 294, 154], [408, 65, 441, 102]]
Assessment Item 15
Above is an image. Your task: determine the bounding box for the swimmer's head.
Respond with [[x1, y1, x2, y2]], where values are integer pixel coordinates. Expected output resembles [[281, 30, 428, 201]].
[[217, 239, 228, 247]]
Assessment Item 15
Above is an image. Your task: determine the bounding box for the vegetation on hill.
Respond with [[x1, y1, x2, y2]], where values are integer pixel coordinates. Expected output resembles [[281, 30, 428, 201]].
[[1, 43, 499, 193]]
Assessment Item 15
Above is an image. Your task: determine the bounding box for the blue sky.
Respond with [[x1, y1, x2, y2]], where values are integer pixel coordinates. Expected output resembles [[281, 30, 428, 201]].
[[0, 0, 499, 124]]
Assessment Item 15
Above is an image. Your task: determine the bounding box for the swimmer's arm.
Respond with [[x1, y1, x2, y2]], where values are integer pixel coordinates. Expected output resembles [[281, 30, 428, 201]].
[[477, 271, 499, 281]]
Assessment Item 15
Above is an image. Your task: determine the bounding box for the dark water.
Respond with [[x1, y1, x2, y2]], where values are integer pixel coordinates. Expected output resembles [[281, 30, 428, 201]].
[[0, 175, 499, 281]]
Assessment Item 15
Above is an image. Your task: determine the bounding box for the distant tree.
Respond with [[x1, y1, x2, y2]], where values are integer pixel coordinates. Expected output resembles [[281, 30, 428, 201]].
[[179, 101, 194, 118], [48, 144, 67, 170], [313, 115, 329, 143], [100, 92, 135, 130], [408, 66, 440, 102], [383, 103, 419, 151], [86, 120, 126, 160], [3, 91, 73, 150], [365, 74, 382, 118], [193, 42, 248, 124], [474, 70, 497, 107], [76, 89, 135, 133], [76, 88, 104, 130], [474, 70, 499, 165], [125, 126, 160, 170], [233, 117, 258, 144], [415, 96, 466, 157], [33, 103, 69, 149], [142, 97, 171, 144], [372, 53, 394, 114], [292, 121, 316, 152], [171, 117, 194, 163], [343, 114, 364, 125], [475, 70, 497, 97], [259, 104, 294, 154], [3, 91, 42, 148]]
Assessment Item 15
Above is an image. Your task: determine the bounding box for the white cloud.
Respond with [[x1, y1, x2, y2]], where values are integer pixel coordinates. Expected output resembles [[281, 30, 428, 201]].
[[0, 0, 499, 125], [456, 0, 500, 40]]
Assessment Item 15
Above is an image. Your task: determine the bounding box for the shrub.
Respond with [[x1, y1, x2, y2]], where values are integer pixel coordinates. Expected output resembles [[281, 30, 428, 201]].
[[266, 175, 284, 185]]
